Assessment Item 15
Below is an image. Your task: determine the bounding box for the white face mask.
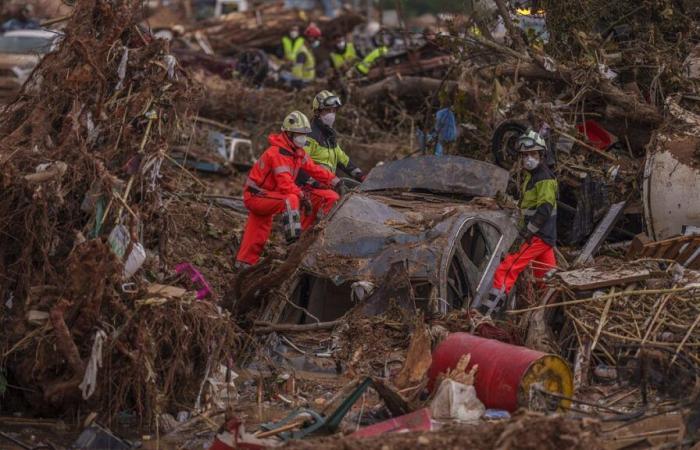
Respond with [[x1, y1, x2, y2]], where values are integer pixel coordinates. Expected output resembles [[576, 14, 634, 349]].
[[337, 40, 346, 50], [523, 155, 540, 171], [320, 112, 336, 126], [311, 40, 320, 48], [293, 135, 307, 148], [290, 30, 299, 39]]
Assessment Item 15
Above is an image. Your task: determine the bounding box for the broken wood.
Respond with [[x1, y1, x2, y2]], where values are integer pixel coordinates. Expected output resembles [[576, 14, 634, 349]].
[[252, 319, 343, 333], [558, 267, 651, 290], [355, 76, 459, 103], [573, 201, 627, 267], [394, 323, 432, 390]]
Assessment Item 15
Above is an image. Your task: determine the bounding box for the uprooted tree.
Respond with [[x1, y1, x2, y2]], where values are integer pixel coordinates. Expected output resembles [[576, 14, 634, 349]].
[[0, 0, 238, 428]]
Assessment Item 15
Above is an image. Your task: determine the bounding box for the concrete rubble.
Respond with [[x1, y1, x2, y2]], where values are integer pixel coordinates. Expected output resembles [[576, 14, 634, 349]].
[[0, 0, 699, 449]]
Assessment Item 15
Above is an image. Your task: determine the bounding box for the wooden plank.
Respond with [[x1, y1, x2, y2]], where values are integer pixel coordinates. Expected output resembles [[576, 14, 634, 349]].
[[559, 267, 651, 291], [663, 239, 687, 259], [574, 201, 627, 267], [652, 242, 673, 259], [627, 233, 651, 258]]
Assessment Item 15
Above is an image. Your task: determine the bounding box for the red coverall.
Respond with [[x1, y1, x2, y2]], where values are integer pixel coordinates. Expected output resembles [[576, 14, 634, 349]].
[[491, 236, 556, 294], [235, 132, 340, 266], [300, 187, 340, 230]]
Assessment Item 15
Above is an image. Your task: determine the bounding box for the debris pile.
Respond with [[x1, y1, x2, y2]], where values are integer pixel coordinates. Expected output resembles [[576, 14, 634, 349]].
[[0, 0, 238, 427], [551, 260, 700, 396]]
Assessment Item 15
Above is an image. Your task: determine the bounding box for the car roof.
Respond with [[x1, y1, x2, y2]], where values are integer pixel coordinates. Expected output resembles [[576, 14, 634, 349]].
[[2, 29, 63, 39]]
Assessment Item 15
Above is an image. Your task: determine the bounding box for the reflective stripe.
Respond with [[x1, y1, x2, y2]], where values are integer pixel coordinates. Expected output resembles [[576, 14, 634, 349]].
[[356, 46, 387, 75], [527, 222, 540, 233], [273, 165, 292, 175], [524, 208, 557, 217], [245, 179, 264, 192]]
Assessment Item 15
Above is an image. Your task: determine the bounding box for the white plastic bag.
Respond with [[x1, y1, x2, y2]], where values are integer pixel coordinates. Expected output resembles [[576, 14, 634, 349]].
[[430, 379, 485, 422]]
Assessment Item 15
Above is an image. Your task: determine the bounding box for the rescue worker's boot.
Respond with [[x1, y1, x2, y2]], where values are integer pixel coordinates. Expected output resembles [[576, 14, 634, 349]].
[[478, 287, 507, 316], [282, 208, 302, 244], [234, 260, 251, 270]]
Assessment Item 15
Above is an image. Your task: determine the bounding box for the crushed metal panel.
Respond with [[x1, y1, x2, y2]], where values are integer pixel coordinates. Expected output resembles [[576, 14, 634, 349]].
[[360, 155, 509, 198]]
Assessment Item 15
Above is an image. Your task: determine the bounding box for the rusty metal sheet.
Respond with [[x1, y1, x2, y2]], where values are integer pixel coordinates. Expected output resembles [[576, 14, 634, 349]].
[[360, 155, 509, 198]]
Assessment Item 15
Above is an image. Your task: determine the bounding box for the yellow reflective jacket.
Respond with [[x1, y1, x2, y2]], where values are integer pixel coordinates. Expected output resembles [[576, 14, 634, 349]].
[[330, 42, 358, 70], [292, 44, 315, 82], [304, 120, 350, 172], [282, 35, 304, 62], [520, 164, 558, 246], [356, 46, 388, 75]]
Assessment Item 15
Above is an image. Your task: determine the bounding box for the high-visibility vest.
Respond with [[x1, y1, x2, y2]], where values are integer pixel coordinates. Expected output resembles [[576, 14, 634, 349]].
[[520, 165, 558, 246], [356, 46, 388, 75], [292, 44, 315, 82], [330, 42, 358, 70], [282, 36, 305, 62]]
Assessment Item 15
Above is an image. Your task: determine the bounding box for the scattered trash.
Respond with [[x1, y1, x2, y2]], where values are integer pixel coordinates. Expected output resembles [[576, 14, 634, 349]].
[[430, 379, 485, 421], [71, 423, 133, 450], [351, 408, 434, 438]]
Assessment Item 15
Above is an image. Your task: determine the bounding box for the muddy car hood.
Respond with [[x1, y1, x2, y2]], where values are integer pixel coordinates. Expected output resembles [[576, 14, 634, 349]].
[[0, 53, 39, 70], [300, 192, 516, 284]]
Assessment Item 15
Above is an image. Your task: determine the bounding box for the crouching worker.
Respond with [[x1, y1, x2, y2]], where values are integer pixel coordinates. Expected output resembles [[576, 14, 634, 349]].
[[235, 111, 340, 269], [480, 130, 558, 315]]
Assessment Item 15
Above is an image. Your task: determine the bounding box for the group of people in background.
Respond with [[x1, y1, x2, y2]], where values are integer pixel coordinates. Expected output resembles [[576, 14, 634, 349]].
[[278, 23, 389, 88]]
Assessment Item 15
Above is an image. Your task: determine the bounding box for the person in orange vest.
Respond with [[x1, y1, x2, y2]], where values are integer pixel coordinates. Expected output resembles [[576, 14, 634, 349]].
[[235, 111, 340, 269]]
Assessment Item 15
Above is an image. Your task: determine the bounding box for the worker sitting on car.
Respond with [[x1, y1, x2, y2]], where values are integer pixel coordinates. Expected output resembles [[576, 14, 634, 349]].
[[480, 130, 558, 315], [296, 90, 365, 229], [235, 111, 340, 269]]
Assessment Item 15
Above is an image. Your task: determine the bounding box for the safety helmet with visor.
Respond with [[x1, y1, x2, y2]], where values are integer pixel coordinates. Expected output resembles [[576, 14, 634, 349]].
[[281, 111, 312, 148], [312, 90, 342, 113]]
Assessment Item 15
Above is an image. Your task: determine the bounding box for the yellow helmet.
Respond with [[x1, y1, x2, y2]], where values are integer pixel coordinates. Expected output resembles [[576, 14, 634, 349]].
[[312, 90, 342, 112], [281, 110, 312, 134]]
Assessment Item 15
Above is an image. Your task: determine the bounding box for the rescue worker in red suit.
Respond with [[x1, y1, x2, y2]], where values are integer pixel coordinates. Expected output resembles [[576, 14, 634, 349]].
[[479, 130, 558, 315], [235, 111, 340, 269]]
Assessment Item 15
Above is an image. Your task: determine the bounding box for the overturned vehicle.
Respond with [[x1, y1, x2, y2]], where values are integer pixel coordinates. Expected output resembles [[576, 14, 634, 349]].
[[262, 156, 519, 325]]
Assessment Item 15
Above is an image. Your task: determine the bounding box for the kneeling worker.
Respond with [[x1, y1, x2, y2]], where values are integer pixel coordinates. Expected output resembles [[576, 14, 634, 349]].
[[235, 111, 340, 268], [481, 130, 558, 314]]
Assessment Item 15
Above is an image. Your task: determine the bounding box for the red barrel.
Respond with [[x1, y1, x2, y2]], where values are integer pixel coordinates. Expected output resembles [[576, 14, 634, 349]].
[[428, 333, 573, 412]]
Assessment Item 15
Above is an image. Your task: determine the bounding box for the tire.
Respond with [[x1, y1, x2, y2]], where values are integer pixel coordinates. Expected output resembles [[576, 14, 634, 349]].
[[491, 120, 529, 169]]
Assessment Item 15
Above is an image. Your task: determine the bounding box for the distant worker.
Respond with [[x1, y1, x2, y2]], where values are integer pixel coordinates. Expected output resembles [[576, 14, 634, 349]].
[[281, 25, 304, 64], [329, 34, 358, 72], [297, 90, 364, 229], [345, 27, 390, 78], [281, 24, 320, 88], [1, 5, 40, 32], [235, 111, 340, 268], [479, 130, 558, 315]]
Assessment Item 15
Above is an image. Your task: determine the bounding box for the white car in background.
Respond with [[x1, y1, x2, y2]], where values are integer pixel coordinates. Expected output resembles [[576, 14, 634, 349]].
[[0, 29, 62, 98]]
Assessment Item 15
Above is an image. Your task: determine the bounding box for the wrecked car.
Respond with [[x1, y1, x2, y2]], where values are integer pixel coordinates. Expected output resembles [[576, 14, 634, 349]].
[[263, 156, 519, 324], [0, 29, 62, 98]]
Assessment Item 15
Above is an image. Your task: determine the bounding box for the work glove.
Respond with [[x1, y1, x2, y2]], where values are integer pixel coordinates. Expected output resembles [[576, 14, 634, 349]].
[[351, 168, 365, 182], [335, 180, 348, 196], [518, 226, 534, 244]]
